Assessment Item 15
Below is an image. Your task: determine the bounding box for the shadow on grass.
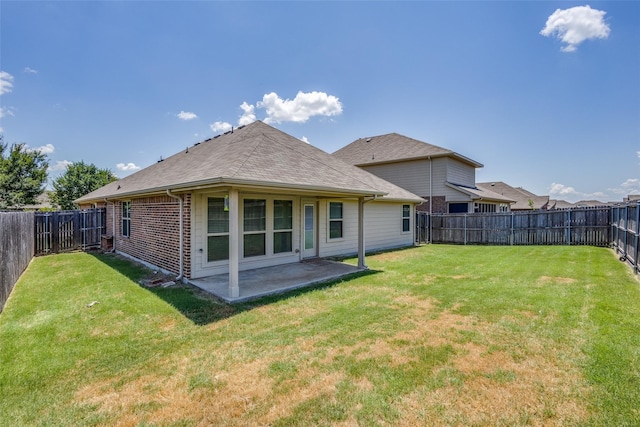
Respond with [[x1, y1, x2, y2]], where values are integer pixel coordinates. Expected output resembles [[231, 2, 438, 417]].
[[88, 252, 379, 326]]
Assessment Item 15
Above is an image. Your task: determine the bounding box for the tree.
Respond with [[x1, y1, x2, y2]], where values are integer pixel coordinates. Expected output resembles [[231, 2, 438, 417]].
[[0, 135, 49, 209], [51, 161, 118, 210]]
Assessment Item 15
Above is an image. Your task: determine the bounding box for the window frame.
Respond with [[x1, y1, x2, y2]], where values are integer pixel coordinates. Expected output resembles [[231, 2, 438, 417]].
[[402, 204, 411, 233], [243, 198, 267, 258], [273, 199, 293, 254], [122, 201, 131, 238], [206, 197, 230, 262], [328, 201, 344, 240]]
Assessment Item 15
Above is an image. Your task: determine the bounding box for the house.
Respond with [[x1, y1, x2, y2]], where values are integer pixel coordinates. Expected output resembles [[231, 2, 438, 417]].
[[332, 133, 512, 213], [476, 182, 549, 211], [75, 121, 423, 298]]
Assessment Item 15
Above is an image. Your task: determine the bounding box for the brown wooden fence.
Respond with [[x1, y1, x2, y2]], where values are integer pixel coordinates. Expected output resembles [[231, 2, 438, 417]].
[[417, 206, 611, 247], [0, 212, 35, 312], [611, 202, 639, 274], [34, 209, 106, 256]]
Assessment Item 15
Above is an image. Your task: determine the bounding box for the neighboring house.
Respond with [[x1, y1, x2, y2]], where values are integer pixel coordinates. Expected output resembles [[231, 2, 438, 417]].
[[333, 133, 512, 213], [548, 199, 575, 210], [1, 192, 53, 211], [476, 182, 549, 211], [622, 194, 640, 203], [573, 200, 610, 208], [75, 121, 423, 297]]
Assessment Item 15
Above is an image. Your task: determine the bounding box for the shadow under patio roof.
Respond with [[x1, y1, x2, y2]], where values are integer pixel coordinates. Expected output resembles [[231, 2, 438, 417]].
[[187, 259, 366, 303]]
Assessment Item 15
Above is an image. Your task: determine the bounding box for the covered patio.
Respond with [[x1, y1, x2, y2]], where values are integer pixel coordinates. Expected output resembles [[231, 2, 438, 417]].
[[188, 259, 365, 303]]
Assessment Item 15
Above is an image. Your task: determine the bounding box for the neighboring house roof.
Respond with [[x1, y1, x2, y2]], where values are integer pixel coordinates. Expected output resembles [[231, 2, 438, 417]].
[[548, 199, 574, 209], [573, 200, 610, 207], [332, 132, 483, 168], [477, 182, 548, 210], [445, 183, 514, 203], [1, 192, 53, 211], [76, 121, 423, 204]]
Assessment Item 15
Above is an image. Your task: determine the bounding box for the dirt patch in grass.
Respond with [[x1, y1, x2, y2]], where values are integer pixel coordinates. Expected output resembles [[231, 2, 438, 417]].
[[74, 291, 589, 426]]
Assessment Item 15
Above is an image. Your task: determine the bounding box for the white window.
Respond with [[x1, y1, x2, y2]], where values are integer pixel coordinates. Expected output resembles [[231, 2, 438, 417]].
[[243, 199, 266, 257], [474, 203, 497, 213], [402, 204, 411, 232], [207, 197, 229, 262], [122, 201, 131, 237], [329, 202, 343, 239], [273, 200, 293, 253]]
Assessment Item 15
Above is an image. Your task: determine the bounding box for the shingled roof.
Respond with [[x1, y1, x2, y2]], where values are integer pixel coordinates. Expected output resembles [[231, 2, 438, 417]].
[[76, 121, 423, 204], [476, 182, 549, 210], [332, 132, 483, 168]]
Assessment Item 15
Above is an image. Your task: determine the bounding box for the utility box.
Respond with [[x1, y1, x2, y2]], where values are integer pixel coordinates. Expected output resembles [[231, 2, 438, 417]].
[[101, 235, 113, 252]]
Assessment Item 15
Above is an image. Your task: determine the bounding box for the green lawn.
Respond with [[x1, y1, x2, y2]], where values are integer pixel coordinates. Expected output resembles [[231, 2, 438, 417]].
[[0, 246, 638, 426]]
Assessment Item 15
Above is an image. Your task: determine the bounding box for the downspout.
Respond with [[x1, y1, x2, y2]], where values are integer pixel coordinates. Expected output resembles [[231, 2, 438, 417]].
[[166, 189, 184, 282], [104, 198, 116, 253]]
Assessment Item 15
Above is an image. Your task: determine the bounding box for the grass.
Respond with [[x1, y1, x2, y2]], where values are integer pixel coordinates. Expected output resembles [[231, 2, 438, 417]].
[[0, 245, 638, 426]]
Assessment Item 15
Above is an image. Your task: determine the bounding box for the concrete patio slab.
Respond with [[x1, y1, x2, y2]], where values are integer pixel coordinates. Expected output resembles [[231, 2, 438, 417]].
[[188, 259, 365, 303]]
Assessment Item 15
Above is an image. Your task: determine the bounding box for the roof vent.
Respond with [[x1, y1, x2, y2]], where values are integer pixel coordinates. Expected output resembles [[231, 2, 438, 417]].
[[157, 156, 164, 163], [194, 142, 201, 146], [213, 135, 220, 139], [366, 138, 372, 142]]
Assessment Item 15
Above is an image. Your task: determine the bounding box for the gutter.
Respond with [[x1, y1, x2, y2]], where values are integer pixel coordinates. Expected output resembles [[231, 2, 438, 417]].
[[166, 189, 184, 282]]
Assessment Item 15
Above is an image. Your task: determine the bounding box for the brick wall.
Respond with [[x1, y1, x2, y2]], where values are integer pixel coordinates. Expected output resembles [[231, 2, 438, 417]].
[[416, 196, 447, 214], [95, 194, 192, 278]]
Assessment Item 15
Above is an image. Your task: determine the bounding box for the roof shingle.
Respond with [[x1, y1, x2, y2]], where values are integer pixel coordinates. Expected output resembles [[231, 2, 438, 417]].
[[333, 132, 483, 168], [76, 121, 423, 203]]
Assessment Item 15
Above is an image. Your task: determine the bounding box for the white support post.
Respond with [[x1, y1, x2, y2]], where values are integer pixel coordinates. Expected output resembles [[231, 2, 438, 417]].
[[358, 197, 367, 269], [228, 188, 240, 298]]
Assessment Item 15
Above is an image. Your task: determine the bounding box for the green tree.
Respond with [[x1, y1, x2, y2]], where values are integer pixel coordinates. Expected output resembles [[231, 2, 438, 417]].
[[51, 161, 118, 210], [0, 136, 49, 209]]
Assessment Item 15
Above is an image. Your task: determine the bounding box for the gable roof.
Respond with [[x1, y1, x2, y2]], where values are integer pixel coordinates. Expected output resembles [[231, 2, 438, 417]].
[[445, 183, 514, 203], [76, 121, 423, 204], [332, 132, 483, 168], [477, 182, 549, 210]]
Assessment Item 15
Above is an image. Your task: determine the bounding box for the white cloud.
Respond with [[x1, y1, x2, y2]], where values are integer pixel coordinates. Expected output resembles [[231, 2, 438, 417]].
[[637, 151, 640, 160], [238, 102, 256, 126], [300, 136, 310, 144], [210, 121, 232, 133], [0, 106, 15, 118], [23, 67, 38, 74], [0, 71, 14, 95], [27, 143, 55, 154], [257, 91, 343, 124], [540, 5, 610, 52], [177, 111, 198, 120], [116, 162, 141, 172], [49, 160, 73, 171], [549, 182, 578, 196], [621, 178, 640, 190], [550, 182, 618, 202]]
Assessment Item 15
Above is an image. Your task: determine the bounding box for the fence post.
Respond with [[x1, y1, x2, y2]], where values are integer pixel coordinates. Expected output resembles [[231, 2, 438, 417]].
[[634, 202, 639, 274], [566, 209, 571, 245], [510, 212, 514, 245], [464, 214, 467, 245]]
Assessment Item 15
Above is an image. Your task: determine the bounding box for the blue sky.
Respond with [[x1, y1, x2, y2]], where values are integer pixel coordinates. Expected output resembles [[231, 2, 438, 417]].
[[1, 1, 638, 203]]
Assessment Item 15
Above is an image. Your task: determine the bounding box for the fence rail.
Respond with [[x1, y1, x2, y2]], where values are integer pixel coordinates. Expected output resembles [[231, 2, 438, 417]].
[[611, 202, 640, 274], [417, 207, 611, 247], [34, 209, 106, 256], [1, 212, 35, 312]]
